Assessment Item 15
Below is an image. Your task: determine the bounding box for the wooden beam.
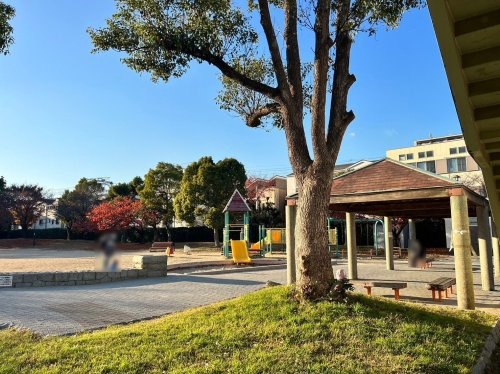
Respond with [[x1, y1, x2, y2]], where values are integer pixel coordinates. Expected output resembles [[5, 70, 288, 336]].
[[455, 9, 500, 37], [475, 104, 500, 121], [480, 130, 500, 143], [469, 77, 500, 97], [330, 188, 450, 204], [333, 200, 450, 213], [462, 46, 500, 69], [484, 141, 500, 152]]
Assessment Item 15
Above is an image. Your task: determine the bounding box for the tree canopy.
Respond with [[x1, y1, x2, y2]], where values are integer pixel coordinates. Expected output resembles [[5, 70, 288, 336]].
[[139, 162, 183, 236], [7, 184, 44, 235], [174, 157, 246, 245], [56, 178, 106, 238], [90, 0, 424, 299], [0, 1, 14, 55], [108, 176, 144, 199]]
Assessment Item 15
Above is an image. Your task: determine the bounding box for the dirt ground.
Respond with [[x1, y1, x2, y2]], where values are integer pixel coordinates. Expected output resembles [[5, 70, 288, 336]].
[[0, 239, 226, 272]]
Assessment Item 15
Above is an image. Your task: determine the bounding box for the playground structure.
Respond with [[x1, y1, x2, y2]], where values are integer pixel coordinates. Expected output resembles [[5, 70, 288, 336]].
[[222, 191, 388, 259], [222, 190, 251, 258], [250, 226, 286, 254], [327, 217, 384, 258]]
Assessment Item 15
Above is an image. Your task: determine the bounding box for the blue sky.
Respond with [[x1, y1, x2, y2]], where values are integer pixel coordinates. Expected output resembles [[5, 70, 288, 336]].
[[0, 1, 460, 196]]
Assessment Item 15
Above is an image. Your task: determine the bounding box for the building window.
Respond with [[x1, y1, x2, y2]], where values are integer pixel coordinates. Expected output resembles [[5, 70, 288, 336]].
[[417, 161, 436, 173], [450, 147, 457, 155], [406, 153, 414, 160], [408, 163, 416, 167], [447, 157, 466, 173], [398, 154, 406, 161], [39, 219, 43, 225], [459, 146, 466, 153], [56, 219, 59, 224], [418, 152, 425, 158], [426, 151, 434, 157]]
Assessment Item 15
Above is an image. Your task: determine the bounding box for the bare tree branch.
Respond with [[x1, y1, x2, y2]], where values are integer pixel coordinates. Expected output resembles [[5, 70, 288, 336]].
[[326, 0, 355, 159], [159, 37, 280, 101], [310, 0, 331, 161], [245, 102, 281, 127], [284, 0, 303, 106], [257, 0, 289, 95]]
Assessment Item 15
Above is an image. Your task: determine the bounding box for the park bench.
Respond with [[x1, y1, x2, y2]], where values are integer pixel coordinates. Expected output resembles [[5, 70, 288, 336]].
[[150, 242, 175, 255], [426, 277, 456, 301], [363, 282, 407, 300]]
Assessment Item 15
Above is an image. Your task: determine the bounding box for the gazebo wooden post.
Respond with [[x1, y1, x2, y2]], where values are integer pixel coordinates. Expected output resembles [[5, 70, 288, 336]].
[[450, 188, 475, 310], [285, 202, 297, 285], [491, 220, 500, 278], [477, 204, 494, 291], [384, 216, 394, 270], [346, 212, 358, 280]]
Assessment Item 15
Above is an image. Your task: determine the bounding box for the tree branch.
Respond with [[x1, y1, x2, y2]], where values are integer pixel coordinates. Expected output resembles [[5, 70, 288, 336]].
[[245, 102, 280, 127], [326, 0, 355, 159], [257, 0, 289, 95], [310, 0, 331, 160], [284, 0, 303, 106], [159, 38, 280, 101]]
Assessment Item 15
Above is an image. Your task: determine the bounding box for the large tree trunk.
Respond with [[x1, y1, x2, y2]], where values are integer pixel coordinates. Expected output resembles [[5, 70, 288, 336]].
[[295, 171, 334, 299]]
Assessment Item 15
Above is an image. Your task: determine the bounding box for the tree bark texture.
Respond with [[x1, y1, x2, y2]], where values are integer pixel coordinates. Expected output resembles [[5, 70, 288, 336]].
[[295, 171, 334, 299]]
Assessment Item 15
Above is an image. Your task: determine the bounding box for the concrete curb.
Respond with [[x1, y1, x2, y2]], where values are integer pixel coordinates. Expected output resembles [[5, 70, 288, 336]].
[[167, 259, 286, 272], [472, 320, 500, 373], [171, 263, 287, 275]]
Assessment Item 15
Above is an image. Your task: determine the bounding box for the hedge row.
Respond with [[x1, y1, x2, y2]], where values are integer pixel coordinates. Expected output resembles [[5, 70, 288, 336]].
[[0, 226, 216, 243]]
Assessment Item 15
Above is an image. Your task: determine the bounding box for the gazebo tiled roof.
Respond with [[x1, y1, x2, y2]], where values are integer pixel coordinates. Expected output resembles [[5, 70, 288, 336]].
[[330, 159, 456, 195], [287, 159, 487, 218]]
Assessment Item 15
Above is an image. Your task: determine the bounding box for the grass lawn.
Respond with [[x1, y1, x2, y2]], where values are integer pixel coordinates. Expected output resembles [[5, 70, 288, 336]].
[[0, 287, 496, 373]]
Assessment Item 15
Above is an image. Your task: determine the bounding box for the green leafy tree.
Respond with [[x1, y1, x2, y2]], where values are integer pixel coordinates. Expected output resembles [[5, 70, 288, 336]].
[[0, 176, 13, 231], [8, 184, 44, 236], [0, 1, 14, 55], [108, 176, 144, 199], [139, 162, 183, 241], [56, 178, 106, 239], [89, 0, 423, 299], [174, 157, 246, 246]]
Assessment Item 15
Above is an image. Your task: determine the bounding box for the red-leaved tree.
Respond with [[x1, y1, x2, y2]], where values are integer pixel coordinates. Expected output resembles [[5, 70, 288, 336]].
[[88, 197, 142, 234]]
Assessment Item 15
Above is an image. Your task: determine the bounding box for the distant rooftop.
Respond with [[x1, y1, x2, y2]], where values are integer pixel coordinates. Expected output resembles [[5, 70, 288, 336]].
[[414, 134, 463, 146]]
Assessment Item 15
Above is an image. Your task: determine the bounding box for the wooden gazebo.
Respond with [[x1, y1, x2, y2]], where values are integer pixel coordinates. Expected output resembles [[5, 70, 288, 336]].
[[286, 159, 497, 310]]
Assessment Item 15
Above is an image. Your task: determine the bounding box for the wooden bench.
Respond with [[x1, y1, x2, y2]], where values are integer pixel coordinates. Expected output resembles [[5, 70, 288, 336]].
[[426, 277, 456, 301], [150, 242, 175, 255], [363, 282, 407, 300]]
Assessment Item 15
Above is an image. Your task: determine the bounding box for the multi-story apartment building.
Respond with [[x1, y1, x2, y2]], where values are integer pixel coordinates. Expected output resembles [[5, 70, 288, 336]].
[[386, 135, 483, 190]]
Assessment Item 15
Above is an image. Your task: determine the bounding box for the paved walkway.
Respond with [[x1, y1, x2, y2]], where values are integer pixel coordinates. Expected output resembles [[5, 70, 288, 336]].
[[1, 257, 499, 336], [0, 268, 287, 336]]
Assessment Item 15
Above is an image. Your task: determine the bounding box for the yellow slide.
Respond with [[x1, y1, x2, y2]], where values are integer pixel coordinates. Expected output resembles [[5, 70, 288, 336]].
[[230, 240, 252, 264], [250, 242, 261, 250]]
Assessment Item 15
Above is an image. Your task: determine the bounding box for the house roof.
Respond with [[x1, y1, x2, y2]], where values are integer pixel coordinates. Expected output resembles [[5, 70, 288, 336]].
[[223, 189, 251, 213]]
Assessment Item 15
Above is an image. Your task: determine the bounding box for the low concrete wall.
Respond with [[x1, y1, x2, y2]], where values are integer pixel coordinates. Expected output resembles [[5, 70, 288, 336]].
[[0, 255, 168, 288]]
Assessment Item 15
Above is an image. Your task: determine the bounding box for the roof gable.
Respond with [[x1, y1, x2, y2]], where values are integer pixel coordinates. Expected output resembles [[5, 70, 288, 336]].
[[331, 159, 457, 195], [223, 189, 251, 212]]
